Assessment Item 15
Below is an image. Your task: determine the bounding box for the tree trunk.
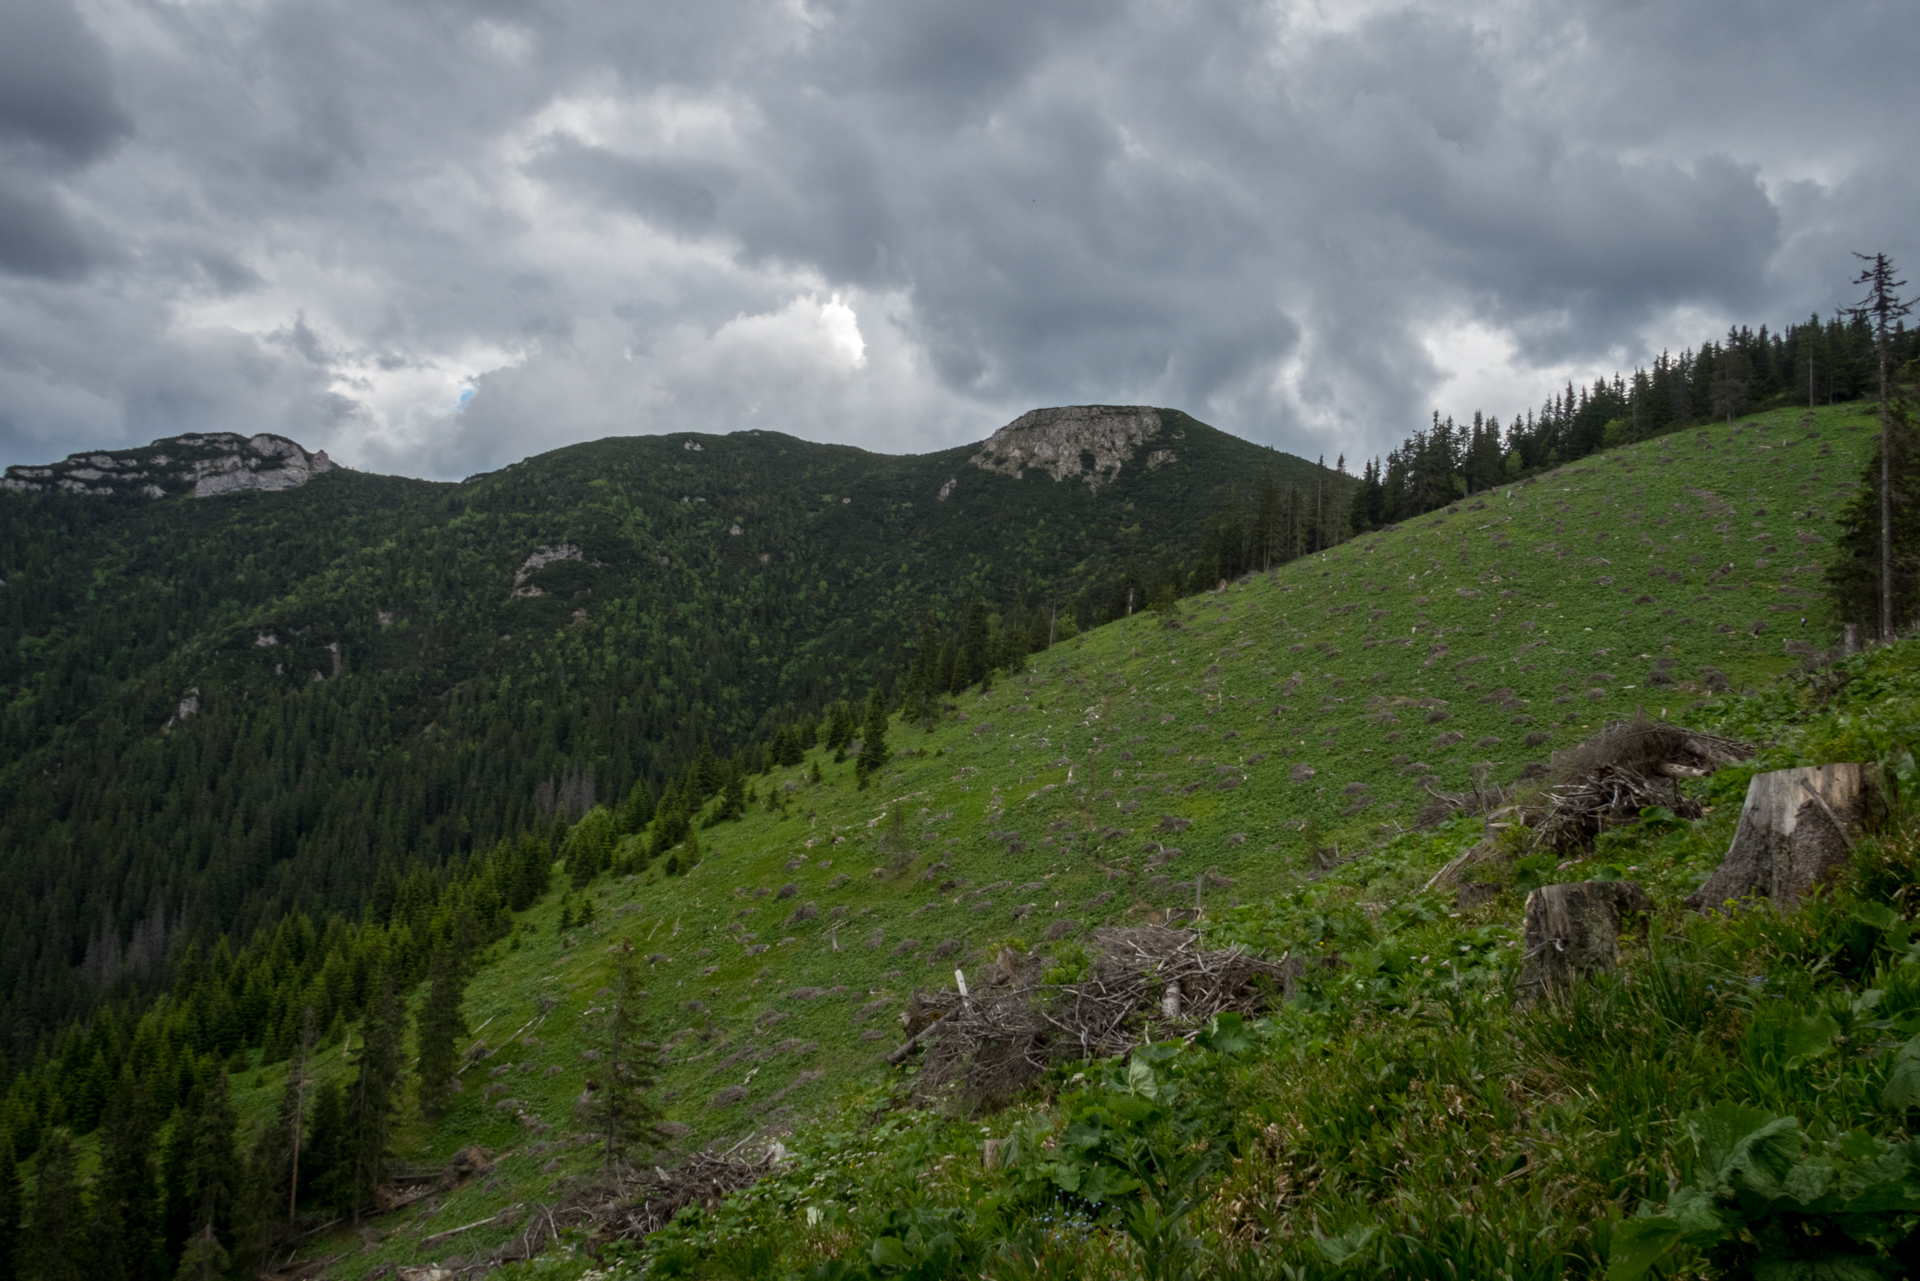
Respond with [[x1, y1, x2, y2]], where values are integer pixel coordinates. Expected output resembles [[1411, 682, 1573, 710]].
[[1516, 881, 1653, 1005], [1881, 332, 1894, 639], [1685, 764, 1882, 914]]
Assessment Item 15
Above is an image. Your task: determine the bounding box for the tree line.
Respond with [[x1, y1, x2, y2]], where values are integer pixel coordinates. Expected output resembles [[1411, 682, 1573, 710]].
[[1348, 311, 1920, 530]]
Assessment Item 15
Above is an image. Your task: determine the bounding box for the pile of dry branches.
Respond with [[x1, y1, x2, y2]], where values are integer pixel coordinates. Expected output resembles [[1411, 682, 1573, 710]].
[[439, 1144, 776, 1271], [900, 926, 1301, 1110], [1531, 717, 1755, 852], [589, 1148, 777, 1241]]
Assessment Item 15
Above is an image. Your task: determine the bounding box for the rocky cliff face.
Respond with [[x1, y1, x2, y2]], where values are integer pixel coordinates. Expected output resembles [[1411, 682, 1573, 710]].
[[1, 432, 336, 499], [967, 405, 1169, 493]]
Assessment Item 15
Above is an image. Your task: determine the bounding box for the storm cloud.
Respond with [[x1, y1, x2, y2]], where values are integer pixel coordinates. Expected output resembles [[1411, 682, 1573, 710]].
[[0, 0, 1913, 476]]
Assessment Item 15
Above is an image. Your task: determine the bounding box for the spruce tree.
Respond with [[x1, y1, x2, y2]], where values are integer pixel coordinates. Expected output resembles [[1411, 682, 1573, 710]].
[[415, 947, 467, 1122], [580, 942, 662, 1175], [825, 701, 855, 756], [236, 1008, 314, 1269], [348, 973, 404, 1222], [506, 832, 552, 911], [160, 1106, 196, 1261], [712, 773, 745, 824], [175, 1225, 228, 1281], [616, 778, 655, 834], [93, 1070, 161, 1281], [1852, 252, 1915, 638], [646, 786, 689, 860], [855, 691, 890, 788], [298, 1082, 349, 1216], [0, 1127, 21, 1281], [187, 1073, 241, 1261], [25, 1131, 85, 1281], [957, 598, 990, 688]]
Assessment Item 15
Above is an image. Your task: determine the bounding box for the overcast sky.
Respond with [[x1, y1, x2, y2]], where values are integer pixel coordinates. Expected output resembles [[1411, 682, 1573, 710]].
[[1, 0, 1914, 479]]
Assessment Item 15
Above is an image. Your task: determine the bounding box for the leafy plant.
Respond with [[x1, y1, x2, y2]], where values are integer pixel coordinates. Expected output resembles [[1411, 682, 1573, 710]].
[[1609, 1102, 1920, 1279]]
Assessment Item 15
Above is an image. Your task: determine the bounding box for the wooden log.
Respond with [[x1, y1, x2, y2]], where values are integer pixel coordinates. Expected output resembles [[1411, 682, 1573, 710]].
[[1684, 764, 1882, 914], [1516, 881, 1653, 1004]]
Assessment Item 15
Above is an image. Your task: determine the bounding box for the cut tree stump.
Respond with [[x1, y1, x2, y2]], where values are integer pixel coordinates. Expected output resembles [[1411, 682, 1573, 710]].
[[1516, 880, 1653, 1005], [1684, 764, 1882, 914]]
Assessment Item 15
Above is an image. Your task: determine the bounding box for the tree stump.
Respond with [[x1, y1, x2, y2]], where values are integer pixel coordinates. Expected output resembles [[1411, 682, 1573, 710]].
[[1516, 880, 1653, 1005], [1684, 764, 1882, 914]]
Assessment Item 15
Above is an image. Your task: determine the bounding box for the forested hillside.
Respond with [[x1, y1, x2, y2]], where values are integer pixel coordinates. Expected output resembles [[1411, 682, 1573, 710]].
[[0, 409, 1344, 1062]]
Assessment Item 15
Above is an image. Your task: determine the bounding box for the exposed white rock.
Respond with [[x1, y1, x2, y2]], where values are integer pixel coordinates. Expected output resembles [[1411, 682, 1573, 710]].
[[2, 432, 336, 499], [937, 478, 957, 501], [189, 436, 334, 497], [969, 405, 1165, 493], [161, 687, 201, 734], [513, 544, 584, 597], [255, 632, 278, 647]]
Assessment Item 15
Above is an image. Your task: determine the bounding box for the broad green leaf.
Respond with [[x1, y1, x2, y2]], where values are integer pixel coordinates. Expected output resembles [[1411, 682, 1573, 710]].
[[1314, 1224, 1376, 1265], [1782, 1014, 1843, 1066], [1840, 1176, 1920, 1215], [1125, 1056, 1160, 1100], [1665, 1185, 1725, 1239], [1851, 900, 1902, 932], [1199, 1011, 1255, 1055], [1077, 1163, 1141, 1204], [1689, 1102, 1801, 1196], [868, 1236, 913, 1270], [1880, 1034, 1920, 1110], [1606, 1218, 1684, 1280]]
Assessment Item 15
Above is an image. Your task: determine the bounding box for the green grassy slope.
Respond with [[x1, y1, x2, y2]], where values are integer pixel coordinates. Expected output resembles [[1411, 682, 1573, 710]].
[[263, 400, 1883, 1275]]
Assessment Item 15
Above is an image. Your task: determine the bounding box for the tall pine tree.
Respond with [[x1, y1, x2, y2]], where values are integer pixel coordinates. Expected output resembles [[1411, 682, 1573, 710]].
[[579, 942, 662, 1175], [415, 946, 468, 1121], [0, 1127, 21, 1281], [348, 973, 404, 1222], [24, 1131, 84, 1281], [855, 690, 890, 788], [92, 1070, 161, 1281]]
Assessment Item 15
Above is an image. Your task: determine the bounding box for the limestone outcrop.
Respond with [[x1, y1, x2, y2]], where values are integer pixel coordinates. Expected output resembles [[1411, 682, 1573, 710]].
[[968, 406, 1168, 493], [2, 432, 337, 499]]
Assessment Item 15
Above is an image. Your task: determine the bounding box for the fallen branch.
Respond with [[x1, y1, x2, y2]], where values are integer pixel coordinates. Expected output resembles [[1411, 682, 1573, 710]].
[[419, 1205, 523, 1251]]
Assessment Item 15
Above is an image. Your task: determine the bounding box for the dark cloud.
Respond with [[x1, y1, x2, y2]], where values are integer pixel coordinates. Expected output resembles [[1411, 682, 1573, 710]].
[[0, 181, 103, 278], [0, 0, 129, 164], [0, 0, 1914, 476]]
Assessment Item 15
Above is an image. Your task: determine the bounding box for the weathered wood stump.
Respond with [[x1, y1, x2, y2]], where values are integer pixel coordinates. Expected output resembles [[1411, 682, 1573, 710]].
[[1516, 880, 1654, 1004], [1684, 764, 1882, 914]]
